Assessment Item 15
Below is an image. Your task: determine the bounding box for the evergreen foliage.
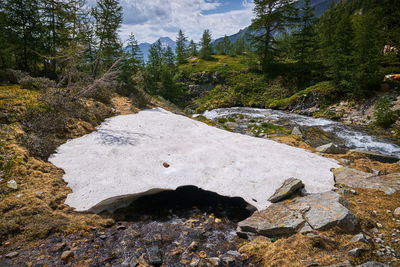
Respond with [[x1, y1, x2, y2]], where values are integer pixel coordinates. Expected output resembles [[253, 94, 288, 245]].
[[175, 30, 188, 64], [199, 29, 213, 60]]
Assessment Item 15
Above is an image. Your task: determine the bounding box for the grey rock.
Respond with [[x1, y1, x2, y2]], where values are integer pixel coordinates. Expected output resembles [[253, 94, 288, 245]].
[[348, 248, 367, 257], [268, 178, 304, 203], [324, 260, 352, 267], [6, 180, 17, 190], [238, 191, 358, 238], [5, 252, 18, 258], [350, 150, 399, 163], [121, 256, 139, 267], [316, 143, 346, 154], [351, 233, 369, 244], [333, 167, 400, 195], [356, 262, 389, 267], [291, 126, 303, 138], [147, 245, 162, 266]]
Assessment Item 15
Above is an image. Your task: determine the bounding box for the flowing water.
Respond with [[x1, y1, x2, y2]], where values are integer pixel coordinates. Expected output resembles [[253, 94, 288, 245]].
[[199, 107, 400, 158]]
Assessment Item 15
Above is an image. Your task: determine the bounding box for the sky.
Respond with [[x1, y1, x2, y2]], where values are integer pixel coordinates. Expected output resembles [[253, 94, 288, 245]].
[[117, 0, 254, 44]]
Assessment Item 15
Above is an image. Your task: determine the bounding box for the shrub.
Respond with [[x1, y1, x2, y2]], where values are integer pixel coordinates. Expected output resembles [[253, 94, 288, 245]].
[[374, 96, 396, 128], [19, 76, 56, 91]]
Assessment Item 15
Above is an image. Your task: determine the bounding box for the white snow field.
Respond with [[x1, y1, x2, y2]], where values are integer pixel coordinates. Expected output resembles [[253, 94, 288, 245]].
[[49, 108, 340, 213]]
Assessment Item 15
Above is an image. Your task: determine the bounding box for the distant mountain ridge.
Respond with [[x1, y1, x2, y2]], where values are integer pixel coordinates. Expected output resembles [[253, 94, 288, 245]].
[[136, 0, 335, 62]]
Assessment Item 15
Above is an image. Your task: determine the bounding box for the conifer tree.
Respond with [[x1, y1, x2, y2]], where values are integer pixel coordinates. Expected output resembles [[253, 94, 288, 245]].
[[163, 46, 176, 66], [92, 0, 123, 78], [318, 2, 354, 88], [119, 33, 143, 84], [188, 40, 198, 57], [292, 0, 315, 65], [351, 11, 382, 95], [175, 30, 187, 64], [199, 29, 213, 60], [250, 0, 298, 73]]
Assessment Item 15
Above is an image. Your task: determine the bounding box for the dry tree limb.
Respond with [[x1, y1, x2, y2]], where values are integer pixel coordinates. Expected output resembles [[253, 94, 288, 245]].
[[72, 56, 124, 100]]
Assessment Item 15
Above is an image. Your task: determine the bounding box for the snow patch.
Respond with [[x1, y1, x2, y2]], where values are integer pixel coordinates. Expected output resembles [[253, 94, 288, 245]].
[[49, 108, 339, 213]]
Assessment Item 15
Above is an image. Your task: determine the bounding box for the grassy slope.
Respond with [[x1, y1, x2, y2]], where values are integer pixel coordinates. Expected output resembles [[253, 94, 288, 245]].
[[180, 55, 340, 113], [0, 86, 118, 243]]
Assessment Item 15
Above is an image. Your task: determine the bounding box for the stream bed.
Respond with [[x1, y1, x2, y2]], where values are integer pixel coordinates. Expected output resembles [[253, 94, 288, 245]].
[[200, 107, 400, 158]]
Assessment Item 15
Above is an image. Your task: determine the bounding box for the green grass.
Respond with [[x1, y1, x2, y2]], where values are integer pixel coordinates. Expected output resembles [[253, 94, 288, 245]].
[[248, 122, 289, 136], [266, 81, 340, 109], [179, 55, 249, 75]]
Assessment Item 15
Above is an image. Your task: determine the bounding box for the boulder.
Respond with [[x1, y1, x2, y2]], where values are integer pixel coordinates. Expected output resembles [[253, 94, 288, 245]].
[[268, 178, 304, 203], [237, 191, 358, 238], [333, 167, 400, 195], [291, 126, 303, 138], [316, 143, 346, 154], [350, 150, 399, 163]]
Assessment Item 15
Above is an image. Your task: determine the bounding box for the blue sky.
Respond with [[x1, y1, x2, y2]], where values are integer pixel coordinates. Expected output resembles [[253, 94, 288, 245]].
[[117, 0, 254, 44]]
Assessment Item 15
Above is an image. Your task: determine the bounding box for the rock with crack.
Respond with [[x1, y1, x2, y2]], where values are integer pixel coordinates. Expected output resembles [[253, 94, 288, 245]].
[[49, 108, 339, 213], [333, 167, 400, 195], [268, 178, 304, 203], [237, 191, 358, 238]]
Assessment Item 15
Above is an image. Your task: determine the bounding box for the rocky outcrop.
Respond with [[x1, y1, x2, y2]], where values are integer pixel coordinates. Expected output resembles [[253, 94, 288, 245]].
[[237, 191, 358, 239], [333, 167, 400, 195], [316, 143, 347, 154], [350, 150, 399, 163], [268, 178, 304, 203]]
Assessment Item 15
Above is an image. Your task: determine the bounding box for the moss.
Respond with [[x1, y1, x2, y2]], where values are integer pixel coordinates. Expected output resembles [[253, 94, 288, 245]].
[[179, 55, 249, 75], [248, 122, 289, 137], [267, 81, 340, 109]]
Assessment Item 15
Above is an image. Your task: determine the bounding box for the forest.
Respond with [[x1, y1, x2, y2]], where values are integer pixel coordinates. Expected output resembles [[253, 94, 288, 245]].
[[0, 0, 399, 107]]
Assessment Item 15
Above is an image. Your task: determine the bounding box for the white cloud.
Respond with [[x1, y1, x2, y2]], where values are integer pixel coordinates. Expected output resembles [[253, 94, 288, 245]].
[[118, 0, 254, 44]]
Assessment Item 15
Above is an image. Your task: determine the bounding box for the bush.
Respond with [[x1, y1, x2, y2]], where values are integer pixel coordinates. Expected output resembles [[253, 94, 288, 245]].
[[19, 76, 56, 91], [20, 88, 112, 159], [374, 96, 396, 128], [0, 69, 29, 84]]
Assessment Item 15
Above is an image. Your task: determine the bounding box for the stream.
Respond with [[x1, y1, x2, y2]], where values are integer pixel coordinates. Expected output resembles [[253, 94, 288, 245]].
[[200, 107, 400, 159]]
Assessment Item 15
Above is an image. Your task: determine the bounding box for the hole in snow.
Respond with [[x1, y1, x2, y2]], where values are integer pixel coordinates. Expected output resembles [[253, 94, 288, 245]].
[[110, 186, 256, 222]]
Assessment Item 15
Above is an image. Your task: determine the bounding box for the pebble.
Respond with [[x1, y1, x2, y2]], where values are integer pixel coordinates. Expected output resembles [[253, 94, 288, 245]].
[[208, 257, 220, 266], [188, 241, 198, 252], [6, 180, 18, 190], [190, 257, 200, 266], [52, 242, 66, 252], [377, 223, 383, 228], [99, 235, 106, 240], [147, 245, 162, 265], [5, 251, 19, 258], [60, 250, 74, 263], [394, 207, 400, 217]]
